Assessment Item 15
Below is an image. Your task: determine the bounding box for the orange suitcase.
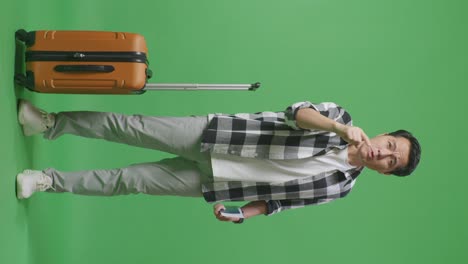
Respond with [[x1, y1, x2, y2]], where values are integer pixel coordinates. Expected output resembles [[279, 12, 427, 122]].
[[15, 29, 260, 94]]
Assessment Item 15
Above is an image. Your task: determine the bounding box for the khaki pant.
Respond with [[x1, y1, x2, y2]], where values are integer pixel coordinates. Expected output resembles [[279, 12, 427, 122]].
[[43, 111, 212, 197]]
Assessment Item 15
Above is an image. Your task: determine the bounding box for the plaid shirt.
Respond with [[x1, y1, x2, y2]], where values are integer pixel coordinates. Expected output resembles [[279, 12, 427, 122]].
[[200, 101, 363, 216]]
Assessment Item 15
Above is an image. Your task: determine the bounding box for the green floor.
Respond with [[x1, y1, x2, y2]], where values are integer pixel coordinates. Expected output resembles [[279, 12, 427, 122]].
[[1, 1, 468, 264]]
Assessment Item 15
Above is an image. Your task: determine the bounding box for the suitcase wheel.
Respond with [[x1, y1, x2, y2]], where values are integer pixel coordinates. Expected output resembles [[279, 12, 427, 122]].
[[15, 29, 35, 46], [15, 29, 28, 42], [14, 73, 27, 86], [15, 73, 35, 91]]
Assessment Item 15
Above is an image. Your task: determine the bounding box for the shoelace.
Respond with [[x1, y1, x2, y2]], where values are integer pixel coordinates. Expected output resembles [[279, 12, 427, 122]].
[[39, 110, 54, 129], [37, 174, 55, 191]]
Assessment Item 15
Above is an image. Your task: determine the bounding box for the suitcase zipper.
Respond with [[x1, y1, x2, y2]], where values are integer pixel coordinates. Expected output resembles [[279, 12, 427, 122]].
[[26, 51, 147, 63]]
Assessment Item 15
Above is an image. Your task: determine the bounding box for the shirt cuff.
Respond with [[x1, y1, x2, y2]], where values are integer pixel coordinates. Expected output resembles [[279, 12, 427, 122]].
[[265, 200, 282, 216]]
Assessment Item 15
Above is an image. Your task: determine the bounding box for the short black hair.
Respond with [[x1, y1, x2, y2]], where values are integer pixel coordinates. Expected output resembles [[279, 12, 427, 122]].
[[387, 130, 421, 176]]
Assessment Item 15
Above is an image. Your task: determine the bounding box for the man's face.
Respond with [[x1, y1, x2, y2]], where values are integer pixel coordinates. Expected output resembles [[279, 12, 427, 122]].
[[357, 135, 411, 174]]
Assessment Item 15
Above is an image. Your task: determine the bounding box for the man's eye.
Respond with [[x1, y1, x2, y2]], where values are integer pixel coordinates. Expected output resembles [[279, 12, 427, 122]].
[[389, 141, 395, 150]]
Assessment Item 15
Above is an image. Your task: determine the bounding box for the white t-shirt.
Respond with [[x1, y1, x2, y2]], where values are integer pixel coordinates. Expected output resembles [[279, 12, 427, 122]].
[[210, 147, 356, 183]]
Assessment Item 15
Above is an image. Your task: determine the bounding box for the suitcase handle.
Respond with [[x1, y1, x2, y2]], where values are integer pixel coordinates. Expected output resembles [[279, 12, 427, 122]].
[[54, 65, 115, 73]]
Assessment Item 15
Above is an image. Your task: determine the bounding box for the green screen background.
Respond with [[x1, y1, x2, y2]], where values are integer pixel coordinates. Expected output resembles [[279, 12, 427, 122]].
[[1, 0, 466, 263]]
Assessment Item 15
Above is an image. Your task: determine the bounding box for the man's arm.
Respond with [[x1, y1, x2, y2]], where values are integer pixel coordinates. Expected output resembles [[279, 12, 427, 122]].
[[213, 201, 267, 223], [295, 108, 371, 146], [213, 197, 337, 222]]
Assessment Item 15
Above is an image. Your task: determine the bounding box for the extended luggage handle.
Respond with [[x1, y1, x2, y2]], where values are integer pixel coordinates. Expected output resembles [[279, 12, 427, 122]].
[[144, 82, 261, 91], [144, 69, 260, 91]]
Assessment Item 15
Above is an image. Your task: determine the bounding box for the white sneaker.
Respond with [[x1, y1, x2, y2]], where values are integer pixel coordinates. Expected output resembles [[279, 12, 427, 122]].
[[18, 99, 55, 136], [16, 169, 54, 199]]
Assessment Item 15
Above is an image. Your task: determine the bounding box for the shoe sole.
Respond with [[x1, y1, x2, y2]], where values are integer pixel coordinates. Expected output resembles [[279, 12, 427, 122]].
[[18, 100, 27, 125], [16, 172, 26, 199]]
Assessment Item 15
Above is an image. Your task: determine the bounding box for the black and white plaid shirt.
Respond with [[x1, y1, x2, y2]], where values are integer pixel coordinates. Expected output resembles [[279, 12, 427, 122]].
[[200, 101, 363, 216]]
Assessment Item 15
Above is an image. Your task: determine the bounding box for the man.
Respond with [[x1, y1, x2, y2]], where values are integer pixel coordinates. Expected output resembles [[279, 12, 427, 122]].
[[16, 99, 421, 224]]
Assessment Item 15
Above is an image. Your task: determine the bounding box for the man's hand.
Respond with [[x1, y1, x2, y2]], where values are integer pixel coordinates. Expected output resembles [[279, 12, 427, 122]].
[[296, 108, 372, 148], [213, 201, 267, 223], [213, 203, 241, 222], [334, 123, 372, 147]]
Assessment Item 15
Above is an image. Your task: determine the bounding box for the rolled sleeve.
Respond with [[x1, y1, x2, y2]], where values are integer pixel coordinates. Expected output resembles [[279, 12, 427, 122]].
[[265, 200, 283, 215], [284, 101, 352, 130]]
